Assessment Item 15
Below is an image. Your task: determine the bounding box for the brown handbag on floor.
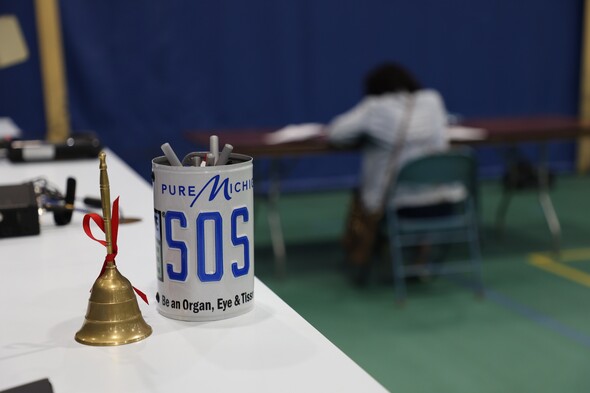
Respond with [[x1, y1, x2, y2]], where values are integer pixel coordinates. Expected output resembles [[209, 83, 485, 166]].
[[342, 189, 384, 266], [342, 95, 415, 266]]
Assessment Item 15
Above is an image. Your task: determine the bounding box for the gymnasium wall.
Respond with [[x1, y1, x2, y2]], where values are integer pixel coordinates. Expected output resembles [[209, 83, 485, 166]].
[[0, 0, 584, 188]]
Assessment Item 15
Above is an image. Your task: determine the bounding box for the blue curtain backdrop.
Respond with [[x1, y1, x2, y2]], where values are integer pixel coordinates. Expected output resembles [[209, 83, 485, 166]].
[[0, 0, 584, 188]]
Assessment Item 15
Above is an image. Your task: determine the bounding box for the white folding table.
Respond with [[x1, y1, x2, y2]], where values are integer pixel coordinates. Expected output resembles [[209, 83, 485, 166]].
[[0, 150, 387, 393]]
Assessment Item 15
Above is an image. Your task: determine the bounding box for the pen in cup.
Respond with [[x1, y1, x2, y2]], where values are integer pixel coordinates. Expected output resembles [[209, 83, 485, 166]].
[[167, 135, 234, 167], [182, 151, 203, 166], [210, 135, 219, 165], [206, 152, 215, 166], [161, 143, 182, 167], [216, 144, 233, 166]]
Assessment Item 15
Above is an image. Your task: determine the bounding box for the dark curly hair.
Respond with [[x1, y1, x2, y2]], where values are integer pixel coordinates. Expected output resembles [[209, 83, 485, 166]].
[[364, 62, 422, 96]]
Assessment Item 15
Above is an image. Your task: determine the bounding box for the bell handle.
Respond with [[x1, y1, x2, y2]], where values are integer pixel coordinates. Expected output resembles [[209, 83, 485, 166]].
[[99, 151, 113, 255]]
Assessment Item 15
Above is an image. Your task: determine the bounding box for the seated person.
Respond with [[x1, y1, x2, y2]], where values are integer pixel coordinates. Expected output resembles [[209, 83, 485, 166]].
[[327, 62, 459, 282], [327, 62, 451, 214]]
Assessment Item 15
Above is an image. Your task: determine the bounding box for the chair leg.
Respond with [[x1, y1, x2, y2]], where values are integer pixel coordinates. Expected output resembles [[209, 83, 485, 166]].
[[390, 235, 407, 305], [495, 190, 512, 236], [538, 190, 561, 256], [468, 225, 485, 298], [267, 160, 287, 278]]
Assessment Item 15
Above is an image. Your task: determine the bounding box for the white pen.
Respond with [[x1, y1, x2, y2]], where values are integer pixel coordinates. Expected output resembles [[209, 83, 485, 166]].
[[210, 135, 219, 164], [161, 143, 182, 167], [192, 156, 202, 167], [215, 144, 233, 166], [206, 152, 215, 166]]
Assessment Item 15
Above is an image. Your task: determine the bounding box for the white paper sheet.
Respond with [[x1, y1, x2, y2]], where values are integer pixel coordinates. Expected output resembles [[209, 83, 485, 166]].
[[265, 123, 325, 144], [447, 125, 487, 141], [0, 117, 22, 138]]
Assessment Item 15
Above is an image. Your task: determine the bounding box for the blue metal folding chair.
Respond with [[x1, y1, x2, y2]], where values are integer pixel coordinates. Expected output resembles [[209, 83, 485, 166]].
[[385, 148, 484, 304]]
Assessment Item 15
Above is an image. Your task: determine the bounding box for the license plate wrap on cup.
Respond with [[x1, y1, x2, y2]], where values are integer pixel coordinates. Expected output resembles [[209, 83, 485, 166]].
[[152, 154, 254, 321]]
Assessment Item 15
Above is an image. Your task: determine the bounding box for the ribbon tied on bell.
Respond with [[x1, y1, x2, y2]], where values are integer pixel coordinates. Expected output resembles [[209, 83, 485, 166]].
[[82, 197, 148, 304]]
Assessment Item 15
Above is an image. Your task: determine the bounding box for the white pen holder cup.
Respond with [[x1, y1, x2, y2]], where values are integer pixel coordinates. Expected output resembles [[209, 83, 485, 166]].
[[152, 154, 254, 321]]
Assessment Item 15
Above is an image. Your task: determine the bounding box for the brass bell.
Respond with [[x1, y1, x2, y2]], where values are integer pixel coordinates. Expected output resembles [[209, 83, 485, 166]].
[[75, 151, 152, 346], [75, 261, 152, 346]]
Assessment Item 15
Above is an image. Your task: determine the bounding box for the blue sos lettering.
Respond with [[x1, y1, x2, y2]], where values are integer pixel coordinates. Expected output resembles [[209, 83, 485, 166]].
[[164, 207, 250, 282]]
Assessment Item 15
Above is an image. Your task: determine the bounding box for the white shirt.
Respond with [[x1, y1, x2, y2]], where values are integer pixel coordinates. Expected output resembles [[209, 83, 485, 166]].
[[327, 89, 451, 213]]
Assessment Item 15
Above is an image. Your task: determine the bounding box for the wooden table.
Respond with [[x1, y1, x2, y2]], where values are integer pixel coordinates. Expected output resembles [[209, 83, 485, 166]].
[[460, 115, 590, 144], [185, 116, 590, 270], [185, 116, 590, 156]]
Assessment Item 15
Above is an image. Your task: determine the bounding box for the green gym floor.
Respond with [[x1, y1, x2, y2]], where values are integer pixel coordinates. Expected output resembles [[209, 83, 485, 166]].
[[253, 175, 590, 393]]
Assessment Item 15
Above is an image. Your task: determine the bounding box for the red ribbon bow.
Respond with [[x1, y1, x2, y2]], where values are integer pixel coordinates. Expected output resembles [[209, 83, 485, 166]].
[[82, 197, 148, 304]]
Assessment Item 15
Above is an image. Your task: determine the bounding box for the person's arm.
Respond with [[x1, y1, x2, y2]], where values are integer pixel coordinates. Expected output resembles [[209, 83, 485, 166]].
[[326, 98, 373, 146]]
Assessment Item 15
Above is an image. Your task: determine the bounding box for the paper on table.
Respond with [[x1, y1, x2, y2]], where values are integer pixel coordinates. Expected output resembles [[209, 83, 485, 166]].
[[265, 123, 325, 144], [447, 125, 487, 141], [0, 117, 22, 138]]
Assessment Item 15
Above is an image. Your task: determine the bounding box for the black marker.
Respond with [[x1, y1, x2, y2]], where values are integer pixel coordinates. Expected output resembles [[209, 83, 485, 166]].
[[7, 133, 102, 162]]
